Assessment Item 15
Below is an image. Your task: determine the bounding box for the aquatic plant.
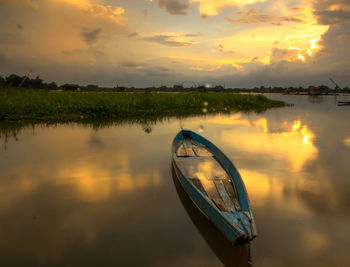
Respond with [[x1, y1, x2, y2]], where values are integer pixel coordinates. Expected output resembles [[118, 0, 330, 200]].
[[0, 89, 284, 121]]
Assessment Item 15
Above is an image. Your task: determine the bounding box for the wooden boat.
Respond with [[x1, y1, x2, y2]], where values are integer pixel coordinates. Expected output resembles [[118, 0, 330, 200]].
[[171, 166, 252, 266], [172, 129, 257, 245]]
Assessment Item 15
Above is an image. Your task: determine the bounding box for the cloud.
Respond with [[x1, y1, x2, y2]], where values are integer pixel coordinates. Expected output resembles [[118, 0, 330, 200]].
[[1, 0, 350, 88], [81, 28, 102, 45], [270, 47, 299, 62], [0, 0, 129, 66], [128, 32, 139, 37], [310, 0, 350, 77], [61, 49, 85, 56], [214, 43, 234, 54], [313, 0, 350, 25], [142, 34, 195, 47], [226, 8, 304, 26], [182, 32, 202, 37], [190, 0, 266, 17], [118, 61, 144, 69], [158, 0, 190, 15]]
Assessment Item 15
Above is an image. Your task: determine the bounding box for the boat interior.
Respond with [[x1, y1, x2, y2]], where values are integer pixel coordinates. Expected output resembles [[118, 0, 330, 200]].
[[175, 136, 241, 212]]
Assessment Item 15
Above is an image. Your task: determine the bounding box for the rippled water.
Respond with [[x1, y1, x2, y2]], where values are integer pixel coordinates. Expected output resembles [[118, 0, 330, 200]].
[[1, 94, 349, 266]]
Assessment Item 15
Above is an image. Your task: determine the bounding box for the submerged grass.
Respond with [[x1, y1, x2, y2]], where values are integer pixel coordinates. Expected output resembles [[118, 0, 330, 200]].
[[0, 89, 285, 121]]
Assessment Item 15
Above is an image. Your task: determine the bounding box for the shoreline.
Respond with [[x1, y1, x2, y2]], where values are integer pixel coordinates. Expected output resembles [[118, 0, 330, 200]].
[[0, 89, 285, 122]]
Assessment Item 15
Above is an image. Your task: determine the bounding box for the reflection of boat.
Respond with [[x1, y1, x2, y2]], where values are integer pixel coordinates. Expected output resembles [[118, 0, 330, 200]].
[[171, 130, 257, 245], [171, 165, 252, 267]]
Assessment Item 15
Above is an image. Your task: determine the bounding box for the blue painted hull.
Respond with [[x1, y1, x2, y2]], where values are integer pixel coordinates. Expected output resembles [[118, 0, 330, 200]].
[[172, 130, 257, 245]]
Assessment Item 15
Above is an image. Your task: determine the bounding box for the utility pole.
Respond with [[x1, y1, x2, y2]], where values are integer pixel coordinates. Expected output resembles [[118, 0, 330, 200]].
[[18, 70, 32, 89], [329, 77, 340, 90]]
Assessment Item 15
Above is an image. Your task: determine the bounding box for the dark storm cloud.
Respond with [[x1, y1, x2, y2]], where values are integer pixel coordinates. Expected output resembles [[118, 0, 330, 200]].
[[81, 28, 102, 45], [310, 0, 350, 80], [226, 8, 304, 26], [315, 9, 350, 25], [142, 34, 194, 47], [313, 0, 350, 25], [158, 0, 190, 16], [16, 24, 22, 30]]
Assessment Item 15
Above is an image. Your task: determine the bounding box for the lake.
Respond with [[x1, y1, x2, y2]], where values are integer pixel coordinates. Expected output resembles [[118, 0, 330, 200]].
[[1, 94, 349, 267]]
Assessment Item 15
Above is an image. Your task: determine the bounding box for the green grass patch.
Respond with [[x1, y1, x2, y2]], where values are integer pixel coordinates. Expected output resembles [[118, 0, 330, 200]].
[[0, 88, 285, 121]]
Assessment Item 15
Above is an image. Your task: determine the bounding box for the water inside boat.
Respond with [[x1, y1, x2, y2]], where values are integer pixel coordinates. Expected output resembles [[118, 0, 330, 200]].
[[175, 137, 241, 212]]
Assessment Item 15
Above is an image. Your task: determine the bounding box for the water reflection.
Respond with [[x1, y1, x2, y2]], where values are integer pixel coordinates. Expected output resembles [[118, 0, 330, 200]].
[[0, 94, 350, 266], [345, 137, 350, 147], [171, 165, 252, 267], [209, 114, 317, 172]]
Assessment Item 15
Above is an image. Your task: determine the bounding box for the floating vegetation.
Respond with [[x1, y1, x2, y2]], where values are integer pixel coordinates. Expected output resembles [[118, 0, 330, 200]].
[[0, 89, 285, 122]]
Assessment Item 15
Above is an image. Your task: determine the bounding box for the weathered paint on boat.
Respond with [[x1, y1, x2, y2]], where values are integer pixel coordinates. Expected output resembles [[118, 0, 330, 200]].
[[172, 129, 257, 245]]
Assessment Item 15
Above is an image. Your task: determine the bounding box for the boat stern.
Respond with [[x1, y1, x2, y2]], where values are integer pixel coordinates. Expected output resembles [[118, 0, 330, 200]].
[[224, 211, 257, 244]]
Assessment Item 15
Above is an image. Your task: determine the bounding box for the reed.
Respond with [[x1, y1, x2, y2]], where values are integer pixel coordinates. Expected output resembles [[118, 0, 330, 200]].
[[0, 89, 284, 121]]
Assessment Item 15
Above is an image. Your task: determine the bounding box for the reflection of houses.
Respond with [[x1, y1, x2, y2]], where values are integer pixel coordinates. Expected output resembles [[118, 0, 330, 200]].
[[64, 84, 81, 91]]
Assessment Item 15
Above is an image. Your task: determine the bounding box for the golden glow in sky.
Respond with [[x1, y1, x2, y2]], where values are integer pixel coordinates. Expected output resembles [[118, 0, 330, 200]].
[[190, 0, 266, 16], [0, 0, 347, 87]]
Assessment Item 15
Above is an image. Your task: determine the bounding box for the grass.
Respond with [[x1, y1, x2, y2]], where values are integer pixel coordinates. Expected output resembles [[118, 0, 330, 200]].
[[0, 88, 285, 121]]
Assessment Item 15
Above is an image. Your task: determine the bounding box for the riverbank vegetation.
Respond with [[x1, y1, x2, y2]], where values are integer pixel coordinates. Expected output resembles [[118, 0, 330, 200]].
[[1, 73, 349, 94], [0, 88, 284, 121]]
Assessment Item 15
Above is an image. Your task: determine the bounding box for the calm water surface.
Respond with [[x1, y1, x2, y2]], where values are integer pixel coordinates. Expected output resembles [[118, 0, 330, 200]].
[[1, 94, 350, 266]]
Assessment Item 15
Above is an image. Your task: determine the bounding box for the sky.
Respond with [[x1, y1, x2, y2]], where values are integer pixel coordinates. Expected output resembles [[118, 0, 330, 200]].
[[0, 0, 349, 88]]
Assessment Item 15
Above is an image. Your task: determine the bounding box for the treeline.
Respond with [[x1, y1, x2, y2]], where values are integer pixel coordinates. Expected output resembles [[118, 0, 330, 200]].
[[1, 73, 350, 93], [0, 74, 58, 89]]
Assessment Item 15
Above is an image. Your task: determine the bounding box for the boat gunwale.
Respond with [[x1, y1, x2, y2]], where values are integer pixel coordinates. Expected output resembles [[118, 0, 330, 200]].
[[171, 129, 257, 241], [171, 160, 247, 241]]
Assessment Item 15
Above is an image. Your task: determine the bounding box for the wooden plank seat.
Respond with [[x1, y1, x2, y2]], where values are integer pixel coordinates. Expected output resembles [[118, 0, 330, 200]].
[[175, 156, 240, 212]]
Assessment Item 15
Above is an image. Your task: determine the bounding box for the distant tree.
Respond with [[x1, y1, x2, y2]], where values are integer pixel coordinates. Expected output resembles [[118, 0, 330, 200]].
[[173, 85, 184, 91], [87, 84, 99, 89], [61, 84, 81, 91], [85, 84, 99, 91], [197, 85, 206, 92], [0, 75, 5, 86], [29, 76, 44, 88], [5, 74, 22, 87], [47, 82, 58, 89]]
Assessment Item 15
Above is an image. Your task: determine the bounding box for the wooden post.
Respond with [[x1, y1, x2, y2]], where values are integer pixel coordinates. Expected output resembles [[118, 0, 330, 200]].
[[18, 70, 32, 89]]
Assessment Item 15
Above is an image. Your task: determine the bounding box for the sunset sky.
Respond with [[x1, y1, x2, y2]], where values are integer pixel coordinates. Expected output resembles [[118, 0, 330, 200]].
[[0, 0, 349, 87]]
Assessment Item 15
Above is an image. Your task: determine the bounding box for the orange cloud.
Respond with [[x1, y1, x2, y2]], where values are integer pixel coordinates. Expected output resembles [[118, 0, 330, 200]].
[[190, 0, 266, 16]]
